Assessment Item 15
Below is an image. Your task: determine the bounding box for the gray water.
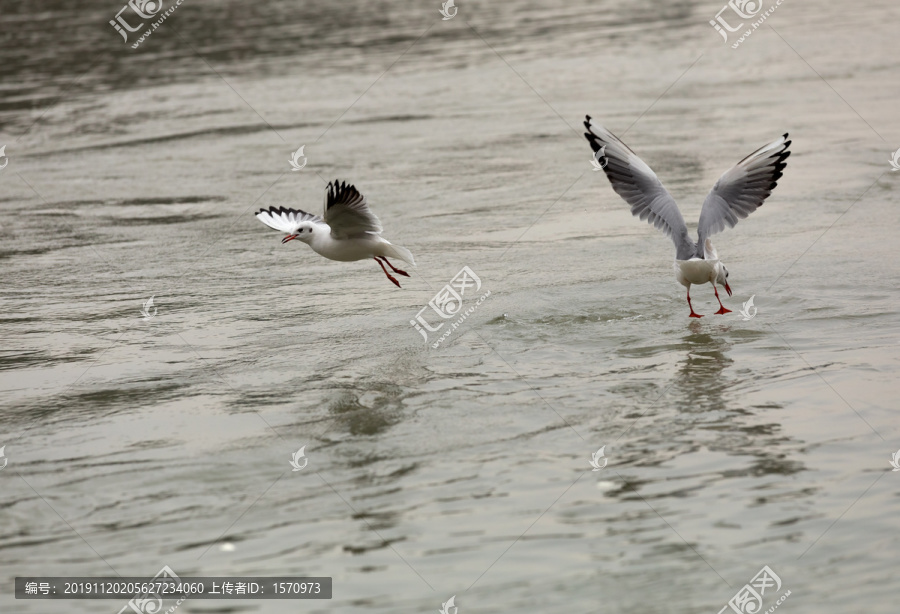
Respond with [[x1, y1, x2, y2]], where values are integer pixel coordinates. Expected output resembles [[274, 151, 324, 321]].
[[2, 0, 899, 612]]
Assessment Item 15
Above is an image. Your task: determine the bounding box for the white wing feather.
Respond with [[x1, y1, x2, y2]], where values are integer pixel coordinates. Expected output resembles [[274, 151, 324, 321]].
[[255, 207, 323, 233]]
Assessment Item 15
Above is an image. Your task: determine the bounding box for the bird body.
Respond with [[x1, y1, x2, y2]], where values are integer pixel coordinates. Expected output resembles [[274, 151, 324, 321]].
[[256, 180, 415, 287], [675, 238, 727, 287], [297, 226, 410, 263], [675, 258, 720, 287], [584, 116, 790, 317]]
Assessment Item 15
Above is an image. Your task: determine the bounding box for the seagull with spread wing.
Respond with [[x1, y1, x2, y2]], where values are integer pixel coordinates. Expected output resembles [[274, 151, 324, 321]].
[[584, 116, 790, 318], [256, 180, 415, 287]]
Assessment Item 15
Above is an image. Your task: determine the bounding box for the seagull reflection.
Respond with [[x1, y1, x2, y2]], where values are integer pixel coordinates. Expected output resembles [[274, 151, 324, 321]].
[[669, 322, 735, 413]]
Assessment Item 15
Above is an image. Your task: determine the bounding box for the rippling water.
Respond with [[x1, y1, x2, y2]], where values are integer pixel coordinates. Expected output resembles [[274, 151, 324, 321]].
[[2, 0, 899, 612]]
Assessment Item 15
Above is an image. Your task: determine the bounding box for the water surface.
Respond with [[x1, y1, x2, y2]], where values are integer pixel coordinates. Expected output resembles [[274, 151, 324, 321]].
[[1, 0, 899, 612]]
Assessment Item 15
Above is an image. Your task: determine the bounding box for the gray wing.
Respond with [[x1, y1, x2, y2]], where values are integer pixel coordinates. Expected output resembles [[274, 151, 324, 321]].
[[584, 116, 695, 260], [256, 206, 323, 233], [322, 180, 384, 239], [697, 133, 791, 246]]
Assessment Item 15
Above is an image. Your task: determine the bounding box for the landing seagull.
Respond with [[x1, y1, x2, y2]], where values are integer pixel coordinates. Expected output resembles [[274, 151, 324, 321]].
[[583, 116, 790, 318], [256, 180, 415, 287]]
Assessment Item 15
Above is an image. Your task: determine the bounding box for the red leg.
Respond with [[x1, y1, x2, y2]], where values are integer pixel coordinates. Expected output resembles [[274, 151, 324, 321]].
[[687, 287, 703, 318], [713, 285, 731, 315], [379, 256, 409, 277], [375, 258, 401, 288]]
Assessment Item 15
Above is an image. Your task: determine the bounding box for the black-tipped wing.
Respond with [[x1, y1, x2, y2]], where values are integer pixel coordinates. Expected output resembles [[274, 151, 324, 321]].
[[584, 116, 695, 260], [255, 206, 323, 233], [322, 180, 384, 239], [697, 134, 791, 245]]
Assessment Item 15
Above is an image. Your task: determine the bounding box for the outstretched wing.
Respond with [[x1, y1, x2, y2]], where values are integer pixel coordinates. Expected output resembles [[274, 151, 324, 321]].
[[584, 116, 695, 260], [255, 206, 323, 233], [697, 133, 791, 246], [323, 180, 384, 239]]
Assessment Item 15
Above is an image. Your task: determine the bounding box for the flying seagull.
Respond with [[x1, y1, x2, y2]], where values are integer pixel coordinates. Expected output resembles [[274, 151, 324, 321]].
[[584, 116, 790, 317], [256, 180, 415, 287]]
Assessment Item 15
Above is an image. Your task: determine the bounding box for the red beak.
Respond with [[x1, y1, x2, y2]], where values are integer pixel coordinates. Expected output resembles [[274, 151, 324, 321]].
[[724, 281, 732, 297], [282, 235, 297, 244]]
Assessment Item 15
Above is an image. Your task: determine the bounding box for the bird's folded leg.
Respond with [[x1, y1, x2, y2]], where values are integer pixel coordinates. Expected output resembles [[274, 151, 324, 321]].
[[375, 257, 401, 288], [380, 256, 410, 277]]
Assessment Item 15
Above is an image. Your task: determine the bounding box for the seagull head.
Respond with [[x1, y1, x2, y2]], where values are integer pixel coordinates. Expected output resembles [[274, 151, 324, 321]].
[[716, 263, 732, 297], [282, 224, 316, 244]]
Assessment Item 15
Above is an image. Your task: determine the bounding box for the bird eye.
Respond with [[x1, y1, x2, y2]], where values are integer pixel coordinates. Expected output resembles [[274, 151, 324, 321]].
[[298, 228, 303, 233]]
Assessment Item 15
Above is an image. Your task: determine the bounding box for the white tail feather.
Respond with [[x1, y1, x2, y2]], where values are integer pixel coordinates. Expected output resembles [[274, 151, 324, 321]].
[[380, 242, 415, 266]]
